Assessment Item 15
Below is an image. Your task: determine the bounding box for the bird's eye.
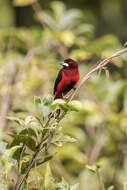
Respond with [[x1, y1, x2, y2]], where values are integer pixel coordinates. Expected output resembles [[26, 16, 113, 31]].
[[61, 62, 69, 67]]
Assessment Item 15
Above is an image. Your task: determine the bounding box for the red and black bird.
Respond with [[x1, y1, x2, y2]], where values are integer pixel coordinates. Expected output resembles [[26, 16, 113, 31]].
[[53, 58, 79, 99]]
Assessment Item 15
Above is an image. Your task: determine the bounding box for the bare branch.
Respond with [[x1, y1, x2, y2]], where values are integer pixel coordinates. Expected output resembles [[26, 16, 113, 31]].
[[16, 131, 52, 190], [70, 48, 127, 101], [89, 135, 106, 164], [34, 160, 38, 189], [32, 2, 48, 28]]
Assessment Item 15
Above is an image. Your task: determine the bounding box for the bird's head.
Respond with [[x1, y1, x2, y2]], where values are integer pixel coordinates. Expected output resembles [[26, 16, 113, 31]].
[[61, 58, 78, 69]]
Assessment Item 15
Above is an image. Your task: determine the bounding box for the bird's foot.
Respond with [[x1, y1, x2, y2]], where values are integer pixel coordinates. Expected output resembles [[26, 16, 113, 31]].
[[63, 97, 67, 101]]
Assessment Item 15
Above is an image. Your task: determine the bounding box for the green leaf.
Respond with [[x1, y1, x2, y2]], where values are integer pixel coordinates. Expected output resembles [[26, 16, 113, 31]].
[[21, 156, 31, 174], [43, 105, 53, 117], [21, 155, 53, 174], [19, 128, 37, 138], [44, 163, 54, 190], [25, 115, 36, 125], [7, 116, 24, 126], [52, 133, 77, 147], [86, 165, 97, 173], [51, 99, 66, 109], [56, 178, 70, 190], [51, 99, 72, 112], [42, 95, 54, 117], [107, 186, 114, 190], [43, 94, 54, 106], [51, 99, 81, 112], [86, 163, 100, 173], [34, 96, 43, 115], [34, 96, 52, 117], [21, 161, 29, 175], [34, 96, 41, 105], [25, 116, 43, 133], [13, 0, 37, 6], [37, 155, 53, 166], [1, 145, 21, 174], [10, 135, 36, 151], [67, 101, 82, 111]]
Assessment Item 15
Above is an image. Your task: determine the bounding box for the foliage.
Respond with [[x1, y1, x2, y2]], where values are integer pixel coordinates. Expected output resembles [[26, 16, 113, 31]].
[[0, 94, 80, 190], [0, 1, 127, 190]]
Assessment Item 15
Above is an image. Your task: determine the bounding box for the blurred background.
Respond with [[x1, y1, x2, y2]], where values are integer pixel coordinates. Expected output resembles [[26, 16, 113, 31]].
[[0, 0, 127, 189]]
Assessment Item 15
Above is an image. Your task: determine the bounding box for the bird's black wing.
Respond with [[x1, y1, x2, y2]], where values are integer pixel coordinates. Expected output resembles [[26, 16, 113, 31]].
[[63, 81, 75, 94], [53, 69, 62, 95]]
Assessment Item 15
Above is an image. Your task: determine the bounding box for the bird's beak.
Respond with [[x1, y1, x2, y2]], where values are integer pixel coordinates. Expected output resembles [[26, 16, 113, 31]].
[[61, 61, 69, 67]]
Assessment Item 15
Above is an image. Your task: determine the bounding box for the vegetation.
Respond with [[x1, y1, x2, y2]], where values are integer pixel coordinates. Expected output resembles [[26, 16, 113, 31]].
[[0, 0, 127, 190]]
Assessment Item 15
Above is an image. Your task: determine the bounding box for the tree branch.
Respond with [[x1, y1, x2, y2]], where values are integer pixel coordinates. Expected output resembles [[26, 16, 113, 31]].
[[16, 132, 50, 190], [34, 160, 38, 189], [70, 48, 127, 101], [32, 2, 48, 28]]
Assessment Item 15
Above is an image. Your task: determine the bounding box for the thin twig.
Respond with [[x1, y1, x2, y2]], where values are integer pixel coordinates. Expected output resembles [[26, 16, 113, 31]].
[[89, 135, 106, 164], [15, 146, 26, 190], [32, 2, 48, 28], [70, 48, 127, 101], [34, 160, 38, 189], [16, 108, 63, 190], [16, 147, 40, 190], [16, 133, 49, 190]]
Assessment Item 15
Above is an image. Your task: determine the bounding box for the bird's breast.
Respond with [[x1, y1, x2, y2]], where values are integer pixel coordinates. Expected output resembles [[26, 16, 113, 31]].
[[63, 69, 79, 82], [57, 69, 79, 92]]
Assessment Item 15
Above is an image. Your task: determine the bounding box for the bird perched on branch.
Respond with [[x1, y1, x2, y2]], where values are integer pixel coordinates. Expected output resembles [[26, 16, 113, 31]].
[[53, 58, 79, 99]]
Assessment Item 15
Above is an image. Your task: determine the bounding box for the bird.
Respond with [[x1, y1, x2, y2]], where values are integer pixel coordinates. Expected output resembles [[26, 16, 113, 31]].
[[53, 58, 79, 99]]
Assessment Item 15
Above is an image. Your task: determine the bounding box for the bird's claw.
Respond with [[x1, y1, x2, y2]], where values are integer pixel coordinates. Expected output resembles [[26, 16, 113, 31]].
[[63, 97, 67, 101]]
